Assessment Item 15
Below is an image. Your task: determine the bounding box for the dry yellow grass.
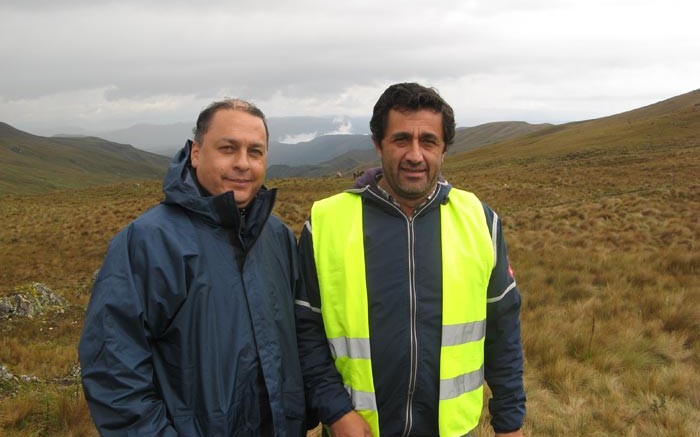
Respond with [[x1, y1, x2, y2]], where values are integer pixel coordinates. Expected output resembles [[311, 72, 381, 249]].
[[1, 90, 698, 435]]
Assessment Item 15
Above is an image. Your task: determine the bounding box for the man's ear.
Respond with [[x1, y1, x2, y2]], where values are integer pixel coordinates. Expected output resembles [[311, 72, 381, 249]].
[[190, 142, 201, 168]]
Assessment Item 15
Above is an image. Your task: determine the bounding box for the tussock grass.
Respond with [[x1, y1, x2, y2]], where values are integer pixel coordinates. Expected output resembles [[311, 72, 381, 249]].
[[1, 93, 699, 435], [0, 305, 83, 379], [0, 389, 96, 437], [0, 181, 163, 298]]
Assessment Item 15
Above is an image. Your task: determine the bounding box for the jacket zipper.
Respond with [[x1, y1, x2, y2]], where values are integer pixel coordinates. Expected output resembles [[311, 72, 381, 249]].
[[402, 215, 418, 437], [366, 189, 441, 437]]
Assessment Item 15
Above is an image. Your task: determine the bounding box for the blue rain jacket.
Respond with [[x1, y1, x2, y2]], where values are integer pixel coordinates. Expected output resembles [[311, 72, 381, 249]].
[[79, 141, 306, 436]]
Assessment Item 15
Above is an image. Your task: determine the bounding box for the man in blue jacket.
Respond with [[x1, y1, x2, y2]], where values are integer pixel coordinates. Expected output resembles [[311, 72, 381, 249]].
[[296, 83, 526, 436], [79, 99, 306, 436]]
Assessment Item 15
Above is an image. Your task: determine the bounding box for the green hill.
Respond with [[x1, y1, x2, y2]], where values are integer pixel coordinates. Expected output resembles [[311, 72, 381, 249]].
[[0, 122, 170, 195], [448, 120, 553, 155], [449, 88, 700, 163], [442, 89, 700, 213]]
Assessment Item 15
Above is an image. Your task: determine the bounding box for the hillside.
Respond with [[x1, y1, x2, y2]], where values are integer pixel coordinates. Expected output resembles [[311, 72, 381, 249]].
[[0, 89, 698, 436], [448, 121, 552, 155], [449, 88, 700, 164], [0, 123, 170, 195], [441, 89, 700, 218]]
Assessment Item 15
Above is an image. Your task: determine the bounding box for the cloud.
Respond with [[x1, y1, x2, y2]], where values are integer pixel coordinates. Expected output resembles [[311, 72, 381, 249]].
[[329, 117, 353, 135], [278, 132, 318, 144], [276, 117, 355, 144], [1, 0, 699, 131]]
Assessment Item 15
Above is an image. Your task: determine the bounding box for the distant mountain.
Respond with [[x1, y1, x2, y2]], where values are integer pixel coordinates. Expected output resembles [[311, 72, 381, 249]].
[[0, 123, 169, 195], [268, 148, 379, 178], [267, 121, 553, 178], [92, 123, 193, 157], [3, 117, 551, 191], [48, 116, 371, 158], [268, 134, 373, 166], [4, 88, 698, 194], [39, 117, 549, 179]]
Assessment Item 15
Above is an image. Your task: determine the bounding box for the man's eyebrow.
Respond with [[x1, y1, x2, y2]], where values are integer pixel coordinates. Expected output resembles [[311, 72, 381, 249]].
[[389, 131, 412, 139], [215, 137, 242, 146], [389, 131, 440, 141], [213, 138, 266, 148], [419, 132, 440, 140]]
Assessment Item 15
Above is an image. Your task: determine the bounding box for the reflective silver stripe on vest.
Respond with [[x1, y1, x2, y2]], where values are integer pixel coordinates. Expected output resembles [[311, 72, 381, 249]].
[[491, 211, 499, 263], [346, 386, 378, 411], [439, 365, 484, 400], [328, 337, 372, 360], [442, 320, 486, 346]]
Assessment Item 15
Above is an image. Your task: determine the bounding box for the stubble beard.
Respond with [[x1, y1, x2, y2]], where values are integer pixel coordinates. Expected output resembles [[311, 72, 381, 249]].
[[392, 167, 438, 202]]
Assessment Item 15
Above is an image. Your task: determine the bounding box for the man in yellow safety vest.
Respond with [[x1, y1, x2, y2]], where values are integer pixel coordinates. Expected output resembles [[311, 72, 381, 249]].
[[295, 83, 526, 436]]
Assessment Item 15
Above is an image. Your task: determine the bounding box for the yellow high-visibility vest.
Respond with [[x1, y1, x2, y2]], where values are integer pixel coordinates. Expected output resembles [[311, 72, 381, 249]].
[[311, 188, 495, 437]]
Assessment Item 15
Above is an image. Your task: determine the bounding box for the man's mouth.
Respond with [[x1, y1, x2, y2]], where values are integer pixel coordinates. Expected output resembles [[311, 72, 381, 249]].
[[400, 167, 426, 175], [224, 177, 251, 184]]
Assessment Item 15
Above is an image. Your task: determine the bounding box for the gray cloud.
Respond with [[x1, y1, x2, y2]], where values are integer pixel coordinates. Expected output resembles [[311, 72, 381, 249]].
[[1, 0, 699, 132]]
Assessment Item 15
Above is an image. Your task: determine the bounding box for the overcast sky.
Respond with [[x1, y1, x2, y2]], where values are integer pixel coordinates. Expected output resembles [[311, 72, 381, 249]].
[[1, 0, 699, 134]]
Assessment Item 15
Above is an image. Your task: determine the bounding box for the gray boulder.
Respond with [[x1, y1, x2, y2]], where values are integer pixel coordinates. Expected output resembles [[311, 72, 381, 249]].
[[0, 282, 68, 319]]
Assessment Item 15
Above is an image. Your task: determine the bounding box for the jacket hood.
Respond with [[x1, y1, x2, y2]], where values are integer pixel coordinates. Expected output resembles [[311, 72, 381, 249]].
[[161, 140, 275, 229], [352, 167, 383, 188]]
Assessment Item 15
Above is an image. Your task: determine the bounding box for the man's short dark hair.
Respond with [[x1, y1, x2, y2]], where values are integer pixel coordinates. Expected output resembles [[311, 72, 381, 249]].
[[370, 82, 456, 149], [192, 98, 270, 145]]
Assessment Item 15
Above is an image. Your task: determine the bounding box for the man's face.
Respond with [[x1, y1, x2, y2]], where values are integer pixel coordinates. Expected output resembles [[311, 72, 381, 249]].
[[190, 109, 267, 208], [375, 108, 446, 206]]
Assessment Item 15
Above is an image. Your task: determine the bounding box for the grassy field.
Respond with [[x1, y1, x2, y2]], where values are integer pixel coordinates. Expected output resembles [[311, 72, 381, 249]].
[[1, 92, 699, 436]]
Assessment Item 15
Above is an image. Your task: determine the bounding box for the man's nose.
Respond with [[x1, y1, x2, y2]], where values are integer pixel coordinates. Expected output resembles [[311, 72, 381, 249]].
[[232, 150, 250, 170], [405, 139, 424, 163]]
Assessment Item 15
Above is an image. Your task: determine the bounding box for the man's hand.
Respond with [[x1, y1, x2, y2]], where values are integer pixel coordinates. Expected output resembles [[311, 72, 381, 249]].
[[495, 430, 524, 437], [329, 411, 373, 437]]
